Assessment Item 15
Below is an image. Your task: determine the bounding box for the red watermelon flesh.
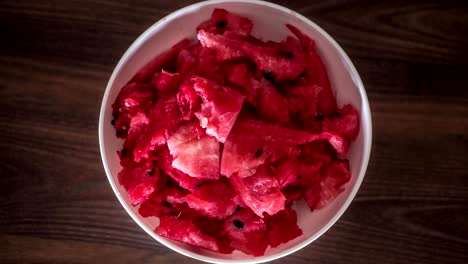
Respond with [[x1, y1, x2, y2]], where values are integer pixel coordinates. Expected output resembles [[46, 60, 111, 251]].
[[176, 82, 201, 121], [299, 139, 334, 164], [227, 62, 258, 103], [222, 208, 269, 256], [133, 95, 181, 162], [197, 30, 247, 61], [167, 121, 220, 180], [264, 208, 302, 247], [254, 78, 290, 124], [150, 146, 203, 192], [131, 38, 192, 82], [118, 161, 158, 205], [271, 157, 301, 189], [191, 76, 245, 143], [197, 8, 253, 37], [150, 70, 182, 95], [176, 49, 197, 77], [229, 165, 286, 217], [221, 119, 329, 178], [182, 180, 239, 219], [322, 104, 360, 141], [155, 217, 222, 252], [316, 160, 351, 209], [123, 111, 149, 150]]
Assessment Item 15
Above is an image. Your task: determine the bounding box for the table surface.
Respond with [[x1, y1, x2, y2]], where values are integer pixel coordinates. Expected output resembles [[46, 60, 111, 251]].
[[1, 0, 467, 263]]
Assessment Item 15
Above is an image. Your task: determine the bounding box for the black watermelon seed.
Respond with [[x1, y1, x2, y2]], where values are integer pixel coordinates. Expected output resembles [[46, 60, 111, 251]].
[[111, 119, 115, 126], [233, 220, 244, 230], [295, 111, 302, 117], [333, 112, 343, 118], [163, 201, 173, 208], [120, 148, 128, 158], [112, 113, 118, 119], [254, 148, 263, 158], [262, 71, 275, 82], [279, 50, 294, 58], [116, 130, 125, 135], [195, 183, 204, 189], [315, 113, 325, 121], [147, 169, 155, 176], [297, 175, 303, 179], [215, 20, 228, 29]]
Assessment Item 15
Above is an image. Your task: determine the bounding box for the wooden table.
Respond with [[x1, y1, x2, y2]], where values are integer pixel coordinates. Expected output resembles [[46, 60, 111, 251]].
[[1, 1, 467, 263]]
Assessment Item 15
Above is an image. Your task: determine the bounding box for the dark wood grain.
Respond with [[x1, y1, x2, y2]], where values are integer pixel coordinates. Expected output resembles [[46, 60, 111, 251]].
[[1, 0, 467, 263]]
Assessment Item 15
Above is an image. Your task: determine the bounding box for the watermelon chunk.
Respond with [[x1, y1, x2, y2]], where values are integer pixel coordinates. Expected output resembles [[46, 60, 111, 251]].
[[264, 208, 302, 247], [156, 217, 222, 252], [197, 8, 253, 37], [316, 160, 351, 209], [182, 180, 239, 219], [150, 146, 203, 191], [197, 30, 247, 61], [167, 122, 220, 180], [191, 76, 245, 143], [131, 38, 192, 82], [227, 62, 258, 103], [112, 82, 154, 137], [229, 165, 286, 217], [287, 24, 336, 114], [254, 78, 290, 123], [118, 161, 158, 205], [123, 111, 149, 150], [176, 82, 201, 121], [271, 157, 301, 189], [322, 104, 360, 141], [150, 70, 182, 95], [133, 95, 181, 162], [221, 119, 325, 178], [177, 48, 197, 77], [222, 208, 269, 256]]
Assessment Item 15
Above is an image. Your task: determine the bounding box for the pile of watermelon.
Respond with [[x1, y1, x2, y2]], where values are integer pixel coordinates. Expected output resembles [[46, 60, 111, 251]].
[[112, 9, 359, 256]]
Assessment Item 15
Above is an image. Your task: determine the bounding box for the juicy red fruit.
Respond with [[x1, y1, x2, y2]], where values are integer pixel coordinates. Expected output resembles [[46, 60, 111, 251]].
[[111, 8, 360, 257]]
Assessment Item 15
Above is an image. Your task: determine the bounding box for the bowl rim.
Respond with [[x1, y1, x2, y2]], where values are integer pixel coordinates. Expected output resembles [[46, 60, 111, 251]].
[[98, 0, 372, 263]]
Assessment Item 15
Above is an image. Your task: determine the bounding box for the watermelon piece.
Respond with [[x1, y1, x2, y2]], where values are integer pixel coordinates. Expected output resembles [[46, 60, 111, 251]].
[[123, 111, 149, 150], [264, 208, 302, 247], [221, 119, 328, 178], [182, 180, 239, 219], [131, 38, 192, 82], [316, 160, 351, 209], [176, 82, 201, 121], [193, 217, 235, 254], [133, 95, 181, 162], [229, 165, 286, 217], [177, 48, 197, 77], [287, 24, 336, 114], [322, 104, 360, 141], [118, 161, 158, 205], [156, 217, 222, 252], [150, 146, 204, 191], [112, 82, 154, 137], [271, 157, 301, 189], [228, 62, 258, 103], [167, 122, 220, 180], [222, 208, 269, 256], [254, 78, 290, 123], [304, 183, 322, 210], [197, 8, 253, 37], [150, 70, 182, 95], [191, 76, 245, 143], [299, 139, 334, 164], [197, 30, 247, 61]]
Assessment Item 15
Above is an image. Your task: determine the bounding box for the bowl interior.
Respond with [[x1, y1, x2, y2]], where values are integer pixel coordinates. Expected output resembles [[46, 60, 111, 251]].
[[99, 0, 371, 263]]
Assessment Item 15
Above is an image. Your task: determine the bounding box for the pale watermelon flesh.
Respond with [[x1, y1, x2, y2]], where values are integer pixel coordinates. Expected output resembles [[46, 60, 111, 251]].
[[111, 8, 360, 256]]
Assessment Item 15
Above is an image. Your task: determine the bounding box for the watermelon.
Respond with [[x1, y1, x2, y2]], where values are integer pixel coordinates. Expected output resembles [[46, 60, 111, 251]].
[[133, 95, 181, 162], [264, 208, 302, 247], [118, 161, 158, 205], [123, 111, 149, 150], [155, 217, 222, 252], [222, 208, 269, 256], [181, 179, 240, 219], [150, 70, 182, 95], [167, 121, 220, 180], [229, 165, 286, 217], [176, 82, 201, 121], [197, 30, 247, 61], [191, 76, 245, 143], [227, 62, 258, 103], [254, 78, 290, 123], [197, 8, 253, 37], [322, 104, 360, 141]]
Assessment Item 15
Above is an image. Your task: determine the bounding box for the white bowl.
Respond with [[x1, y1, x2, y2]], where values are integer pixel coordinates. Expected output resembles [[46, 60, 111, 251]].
[[99, 0, 372, 263]]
